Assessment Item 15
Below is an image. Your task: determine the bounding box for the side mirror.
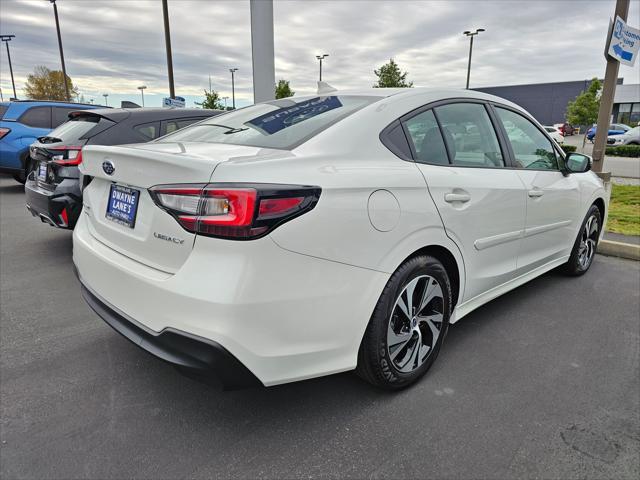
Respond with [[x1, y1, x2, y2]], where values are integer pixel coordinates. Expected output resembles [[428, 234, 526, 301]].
[[565, 152, 592, 173]]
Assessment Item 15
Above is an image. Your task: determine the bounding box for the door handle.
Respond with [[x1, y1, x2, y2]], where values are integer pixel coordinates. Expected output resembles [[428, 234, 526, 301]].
[[444, 193, 471, 203], [528, 189, 544, 198]]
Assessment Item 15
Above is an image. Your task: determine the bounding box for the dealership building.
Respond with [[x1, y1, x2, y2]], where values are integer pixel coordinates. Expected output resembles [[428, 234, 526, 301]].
[[475, 79, 640, 127]]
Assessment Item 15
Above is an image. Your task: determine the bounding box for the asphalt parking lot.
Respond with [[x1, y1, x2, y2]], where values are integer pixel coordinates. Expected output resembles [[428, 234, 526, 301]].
[[1, 175, 639, 480]]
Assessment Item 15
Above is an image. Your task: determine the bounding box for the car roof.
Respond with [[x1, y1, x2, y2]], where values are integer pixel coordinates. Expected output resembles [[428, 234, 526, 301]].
[[69, 107, 221, 123], [293, 87, 526, 112], [1, 100, 100, 121]]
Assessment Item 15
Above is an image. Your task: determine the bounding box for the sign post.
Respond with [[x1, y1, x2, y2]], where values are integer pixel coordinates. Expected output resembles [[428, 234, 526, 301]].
[[592, 0, 632, 175]]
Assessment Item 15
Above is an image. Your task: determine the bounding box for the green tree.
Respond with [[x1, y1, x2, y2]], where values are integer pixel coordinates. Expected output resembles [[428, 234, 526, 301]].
[[566, 78, 601, 126], [275, 79, 294, 99], [373, 58, 413, 88], [200, 89, 225, 110], [24, 65, 78, 101]]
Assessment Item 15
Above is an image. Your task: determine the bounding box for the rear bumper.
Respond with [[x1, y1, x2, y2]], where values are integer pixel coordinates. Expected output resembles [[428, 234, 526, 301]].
[[73, 213, 389, 386], [25, 175, 82, 228], [79, 278, 262, 389]]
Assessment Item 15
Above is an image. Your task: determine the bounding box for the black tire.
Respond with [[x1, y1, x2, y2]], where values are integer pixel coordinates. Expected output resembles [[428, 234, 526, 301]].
[[562, 205, 602, 276], [356, 255, 452, 390]]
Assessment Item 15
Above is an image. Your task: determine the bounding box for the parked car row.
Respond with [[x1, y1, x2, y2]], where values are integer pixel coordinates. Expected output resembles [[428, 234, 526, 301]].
[[0, 100, 100, 182], [586, 123, 630, 142], [68, 86, 606, 390], [24, 107, 220, 229], [607, 125, 640, 145]]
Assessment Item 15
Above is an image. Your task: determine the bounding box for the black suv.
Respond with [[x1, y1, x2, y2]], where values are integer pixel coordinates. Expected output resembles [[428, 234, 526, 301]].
[[25, 107, 221, 229]]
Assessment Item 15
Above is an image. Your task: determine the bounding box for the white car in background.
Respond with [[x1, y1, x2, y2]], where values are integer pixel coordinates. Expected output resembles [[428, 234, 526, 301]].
[[74, 86, 607, 390], [607, 125, 640, 146], [544, 125, 564, 144]]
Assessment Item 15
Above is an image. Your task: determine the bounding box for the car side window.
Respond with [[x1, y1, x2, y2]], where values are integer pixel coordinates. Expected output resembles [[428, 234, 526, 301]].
[[165, 118, 200, 135], [403, 110, 449, 165], [52, 107, 77, 127], [134, 122, 159, 140], [434, 103, 504, 167], [19, 106, 51, 129], [495, 107, 559, 170]]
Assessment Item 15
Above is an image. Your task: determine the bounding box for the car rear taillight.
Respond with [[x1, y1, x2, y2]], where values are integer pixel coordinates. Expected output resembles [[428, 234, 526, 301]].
[[149, 183, 321, 240], [51, 146, 83, 166], [0, 127, 10, 139]]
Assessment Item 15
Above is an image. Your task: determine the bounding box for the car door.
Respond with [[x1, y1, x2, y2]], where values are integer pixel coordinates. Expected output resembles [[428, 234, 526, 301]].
[[492, 106, 580, 272], [403, 102, 527, 302]]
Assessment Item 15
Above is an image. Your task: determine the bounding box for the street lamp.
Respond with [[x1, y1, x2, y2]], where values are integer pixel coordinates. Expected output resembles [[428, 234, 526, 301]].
[[463, 28, 485, 89], [161, 0, 175, 99], [102, 93, 108, 106], [137, 85, 147, 107], [229, 68, 238, 109], [49, 1, 70, 101], [315, 54, 329, 82], [222, 96, 229, 109], [0, 35, 17, 99]]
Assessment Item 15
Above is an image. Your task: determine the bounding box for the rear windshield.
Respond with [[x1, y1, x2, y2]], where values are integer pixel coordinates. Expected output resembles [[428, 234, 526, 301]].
[[156, 95, 379, 150], [43, 115, 101, 143]]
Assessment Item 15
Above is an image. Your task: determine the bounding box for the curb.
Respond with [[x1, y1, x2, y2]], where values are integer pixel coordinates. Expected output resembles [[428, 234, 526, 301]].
[[597, 240, 640, 261]]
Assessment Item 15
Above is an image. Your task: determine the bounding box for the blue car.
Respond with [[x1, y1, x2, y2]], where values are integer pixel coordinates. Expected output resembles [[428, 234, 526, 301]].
[[0, 100, 100, 182], [585, 123, 630, 142]]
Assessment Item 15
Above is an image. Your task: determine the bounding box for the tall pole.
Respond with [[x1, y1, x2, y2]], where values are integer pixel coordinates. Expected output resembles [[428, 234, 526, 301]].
[[465, 36, 474, 89], [464, 28, 485, 89], [50, 1, 70, 101], [316, 54, 328, 81], [137, 85, 147, 107], [229, 68, 238, 109], [592, 0, 630, 174], [250, 0, 275, 103], [0, 35, 17, 99], [102, 93, 108, 106], [162, 0, 175, 99]]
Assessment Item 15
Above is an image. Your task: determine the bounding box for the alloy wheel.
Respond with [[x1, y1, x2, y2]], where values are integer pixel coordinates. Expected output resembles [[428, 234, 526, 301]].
[[387, 275, 444, 373], [578, 214, 599, 269]]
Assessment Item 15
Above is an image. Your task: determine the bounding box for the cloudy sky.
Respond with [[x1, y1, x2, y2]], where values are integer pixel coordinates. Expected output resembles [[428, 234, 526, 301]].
[[1, 0, 639, 108]]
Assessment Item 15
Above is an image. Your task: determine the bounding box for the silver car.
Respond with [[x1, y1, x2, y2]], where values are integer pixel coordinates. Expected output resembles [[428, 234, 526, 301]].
[[608, 126, 640, 145]]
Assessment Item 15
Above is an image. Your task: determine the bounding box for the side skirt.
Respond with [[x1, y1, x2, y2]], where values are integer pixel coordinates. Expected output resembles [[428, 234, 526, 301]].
[[450, 255, 570, 323]]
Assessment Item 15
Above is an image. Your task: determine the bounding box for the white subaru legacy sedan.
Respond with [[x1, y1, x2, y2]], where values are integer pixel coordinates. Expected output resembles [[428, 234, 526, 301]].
[[74, 87, 606, 390]]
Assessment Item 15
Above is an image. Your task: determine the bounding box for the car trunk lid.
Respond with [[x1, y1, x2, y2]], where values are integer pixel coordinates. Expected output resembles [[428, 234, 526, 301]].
[[79, 142, 282, 272]]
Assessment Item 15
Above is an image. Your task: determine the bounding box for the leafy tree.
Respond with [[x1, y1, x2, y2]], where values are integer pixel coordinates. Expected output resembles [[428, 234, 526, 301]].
[[566, 78, 601, 126], [200, 89, 225, 110], [275, 79, 294, 99], [373, 58, 413, 88], [24, 65, 78, 101]]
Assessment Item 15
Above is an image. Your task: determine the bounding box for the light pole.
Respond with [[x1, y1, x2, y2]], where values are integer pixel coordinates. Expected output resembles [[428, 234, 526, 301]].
[[102, 93, 108, 106], [315, 54, 329, 81], [463, 29, 485, 89], [162, 0, 175, 99], [49, 1, 70, 101], [137, 85, 147, 107], [0, 35, 17, 99], [229, 68, 238, 109], [222, 96, 229, 109]]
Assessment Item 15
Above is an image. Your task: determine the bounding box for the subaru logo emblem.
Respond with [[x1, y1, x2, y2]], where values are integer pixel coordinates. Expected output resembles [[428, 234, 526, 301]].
[[102, 160, 115, 176]]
